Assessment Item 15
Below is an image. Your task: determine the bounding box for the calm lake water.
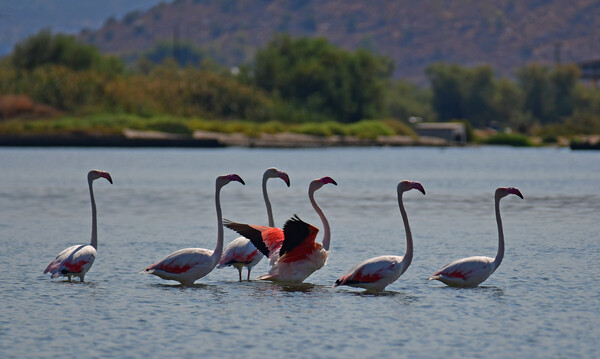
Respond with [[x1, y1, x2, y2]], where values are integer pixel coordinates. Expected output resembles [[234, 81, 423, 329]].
[[1, 146, 599, 358]]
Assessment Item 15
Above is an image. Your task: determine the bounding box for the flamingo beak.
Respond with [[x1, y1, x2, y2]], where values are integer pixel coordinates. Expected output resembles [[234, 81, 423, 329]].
[[510, 188, 523, 199], [100, 172, 113, 184], [322, 177, 337, 186], [413, 182, 425, 195], [280, 172, 291, 187], [227, 174, 245, 185]]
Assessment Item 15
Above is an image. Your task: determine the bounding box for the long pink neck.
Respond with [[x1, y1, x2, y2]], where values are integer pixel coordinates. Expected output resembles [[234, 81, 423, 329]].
[[88, 177, 98, 250], [212, 183, 225, 261], [492, 194, 504, 272], [262, 173, 275, 227], [397, 190, 413, 268], [309, 187, 330, 251]]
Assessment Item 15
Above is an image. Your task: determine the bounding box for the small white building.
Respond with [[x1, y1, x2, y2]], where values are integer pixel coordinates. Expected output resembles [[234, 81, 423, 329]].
[[415, 122, 466, 145]]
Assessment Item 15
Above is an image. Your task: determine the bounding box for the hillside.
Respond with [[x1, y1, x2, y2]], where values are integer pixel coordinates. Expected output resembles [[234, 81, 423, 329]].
[[77, 0, 600, 82], [0, 0, 165, 55]]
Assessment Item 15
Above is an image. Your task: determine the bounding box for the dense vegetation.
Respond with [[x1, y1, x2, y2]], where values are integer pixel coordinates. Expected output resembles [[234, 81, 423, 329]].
[[1, 30, 599, 143]]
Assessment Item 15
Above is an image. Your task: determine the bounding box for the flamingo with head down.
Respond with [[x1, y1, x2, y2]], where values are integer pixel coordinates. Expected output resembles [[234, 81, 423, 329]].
[[428, 187, 523, 287], [333, 180, 425, 292], [44, 169, 113, 282], [143, 174, 245, 286], [224, 176, 337, 283], [218, 168, 290, 281]]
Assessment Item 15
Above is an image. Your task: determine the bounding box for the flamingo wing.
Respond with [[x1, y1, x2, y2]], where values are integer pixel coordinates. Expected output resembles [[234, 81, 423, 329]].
[[223, 220, 284, 257], [280, 215, 318, 255], [44, 244, 96, 278], [277, 215, 321, 264]]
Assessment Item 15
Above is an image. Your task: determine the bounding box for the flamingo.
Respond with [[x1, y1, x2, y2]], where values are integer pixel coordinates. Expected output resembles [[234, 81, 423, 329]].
[[428, 187, 523, 287], [44, 169, 113, 282], [218, 168, 290, 281], [224, 176, 337, 283], [143, 174, 245, 286], [333, 181, 425, 292]]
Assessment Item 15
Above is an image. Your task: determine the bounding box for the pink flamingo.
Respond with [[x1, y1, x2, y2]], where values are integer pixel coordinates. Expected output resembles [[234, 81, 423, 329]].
[[333, 181, 425, 292], [218, 168, 290, 281], [144, 174, 245, 286], [44, 170, 113, 282], [224, 176, 337, 283], [428, 187, 523, 287]]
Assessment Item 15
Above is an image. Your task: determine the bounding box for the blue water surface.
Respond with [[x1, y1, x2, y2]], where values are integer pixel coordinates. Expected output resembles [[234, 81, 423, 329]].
[[0, 146, 599, 358]]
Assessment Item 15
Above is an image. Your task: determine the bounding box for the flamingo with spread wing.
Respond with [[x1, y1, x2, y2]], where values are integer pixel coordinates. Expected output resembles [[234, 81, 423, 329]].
[[218, 168, 290, 281], [224, 176, 336, 283]]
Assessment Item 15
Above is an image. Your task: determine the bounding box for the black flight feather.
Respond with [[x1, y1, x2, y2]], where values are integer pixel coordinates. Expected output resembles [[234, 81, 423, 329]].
[[279, 215, 314, 256], [223, 219, 271, 257]]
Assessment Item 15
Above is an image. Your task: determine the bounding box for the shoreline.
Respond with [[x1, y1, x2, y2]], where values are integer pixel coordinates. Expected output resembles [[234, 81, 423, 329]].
[[0, 129, 453, 148]]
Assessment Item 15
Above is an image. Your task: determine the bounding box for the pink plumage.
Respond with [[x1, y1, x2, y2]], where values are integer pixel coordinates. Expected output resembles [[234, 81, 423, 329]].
[[334, 181, 425, 292], [218, 168, 290, 281], [43, 170, 112, 282], [224, 176, 336, 284], [144, 174, 244, 286], [428, 187, 523, 287]]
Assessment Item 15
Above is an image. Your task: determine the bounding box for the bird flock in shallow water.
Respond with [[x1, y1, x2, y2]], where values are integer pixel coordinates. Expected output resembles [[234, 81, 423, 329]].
[[44, 168, 523, 292]]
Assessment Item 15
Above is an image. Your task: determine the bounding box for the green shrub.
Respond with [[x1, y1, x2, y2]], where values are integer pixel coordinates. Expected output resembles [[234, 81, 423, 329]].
[[347, 120, 394, 139], [483, 133, 532, 147]]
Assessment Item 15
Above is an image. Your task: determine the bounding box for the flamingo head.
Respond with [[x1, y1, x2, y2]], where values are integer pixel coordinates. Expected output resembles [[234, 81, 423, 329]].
[[218, 174, 245, 187], [264, 168, 290, 187], [309, 176, 337, 192], [496, 187, 523, 199], [398, 180, 425, 195], [88, 169, 113, 184]]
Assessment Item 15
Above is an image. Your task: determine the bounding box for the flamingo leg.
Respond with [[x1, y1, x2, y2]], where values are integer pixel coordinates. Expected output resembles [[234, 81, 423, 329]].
[[237, 267, 242, 282], [80, 274, 85, 282], [247, 268, 251, 281], [67, 275, 72, 282]]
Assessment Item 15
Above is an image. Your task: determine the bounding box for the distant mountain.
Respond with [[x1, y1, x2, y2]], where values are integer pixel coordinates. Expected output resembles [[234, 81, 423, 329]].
[[7, 1, 599, 83], [0, 0, 165, 55]]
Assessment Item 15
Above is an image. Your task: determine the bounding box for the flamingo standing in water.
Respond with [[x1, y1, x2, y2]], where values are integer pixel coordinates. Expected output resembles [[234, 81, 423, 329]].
[[333, 181, 425, 292], [144, 174, 244, 286], [218, 168, 290, 281], [224, 176, 337, 283], [428, 187, 523, 287], [44, 170, 113, 282]]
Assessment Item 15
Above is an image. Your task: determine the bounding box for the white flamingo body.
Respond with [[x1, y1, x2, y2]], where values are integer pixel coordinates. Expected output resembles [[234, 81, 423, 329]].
[[44, 169, 112, 282], [218, 236, 263, 279], [144, 174, 244, 286], [44, 244, 96, 281], [225, 176, 337, 284], [428, 187, 523, 288], [218, 168, 290, 281], [145, 248, 218, 286], [428, 256, 495, 287], [335, 255, 408, 292], [334, 181, 425, 292]]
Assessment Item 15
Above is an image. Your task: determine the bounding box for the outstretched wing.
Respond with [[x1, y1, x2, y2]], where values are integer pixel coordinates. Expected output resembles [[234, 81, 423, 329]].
[[279, 215, 319, 257], [223, 219, 272, 257]]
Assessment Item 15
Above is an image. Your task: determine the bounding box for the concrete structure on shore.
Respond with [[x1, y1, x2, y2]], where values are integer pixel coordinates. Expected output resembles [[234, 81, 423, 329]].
[[415, 122, 466, 145]]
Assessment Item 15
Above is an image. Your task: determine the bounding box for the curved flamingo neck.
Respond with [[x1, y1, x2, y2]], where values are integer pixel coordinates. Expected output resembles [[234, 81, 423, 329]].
[[88, 177, 98, 250], [397, 190, 413, 268], [309, 186, 330, 251], [212, 183, 225, 261], [262, 172, 275, 227], [492, 194, 504, 272]]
